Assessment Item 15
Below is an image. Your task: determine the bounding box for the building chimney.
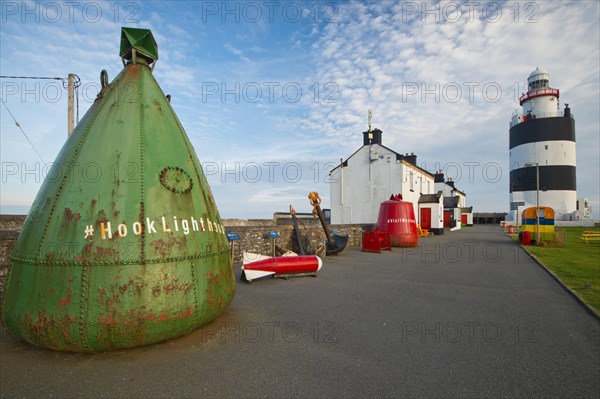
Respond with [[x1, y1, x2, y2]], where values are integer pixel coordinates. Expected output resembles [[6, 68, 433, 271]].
[[446, 178, 455, 189], [405, 152, 417, 166], [434, 171, 445, 183], [363, 128, 383, 145]]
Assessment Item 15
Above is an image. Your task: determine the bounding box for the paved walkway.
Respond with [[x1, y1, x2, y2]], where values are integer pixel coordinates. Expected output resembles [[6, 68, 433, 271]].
[[1, 226, 599, 398]]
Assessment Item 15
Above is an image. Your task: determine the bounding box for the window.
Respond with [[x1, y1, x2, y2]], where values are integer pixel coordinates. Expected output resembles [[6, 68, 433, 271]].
[[537, 209, 545, 219]]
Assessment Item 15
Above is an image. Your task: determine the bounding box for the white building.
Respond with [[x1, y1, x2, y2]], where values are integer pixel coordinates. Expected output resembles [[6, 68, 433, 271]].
[[418, 191, 444, 235], [433, 172, 472, 229], [509, 67, 579, 221], [575, 198, 593, 220], [329, 127, 468, 233]]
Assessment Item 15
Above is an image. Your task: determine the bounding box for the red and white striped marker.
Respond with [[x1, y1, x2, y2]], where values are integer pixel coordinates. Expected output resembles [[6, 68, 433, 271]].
[[241, 252, 323, 282]]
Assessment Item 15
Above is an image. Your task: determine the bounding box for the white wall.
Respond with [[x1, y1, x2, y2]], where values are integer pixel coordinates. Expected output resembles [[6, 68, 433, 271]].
[[461, 212, 473, 225], [523, 95, 559, 115], [454, 191, 466, 207], [330, 144, 435, 224], [509, 141, 576, 168], [434, 181, 452, 197], [419, 201, 444, 230], [509, 190, 577, 219], [452, 208, 462, 230], [555, 220, 596, 227]]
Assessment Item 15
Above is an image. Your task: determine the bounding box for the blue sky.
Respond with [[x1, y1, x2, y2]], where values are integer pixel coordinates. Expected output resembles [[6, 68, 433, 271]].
[[1, 0, 599, 219]]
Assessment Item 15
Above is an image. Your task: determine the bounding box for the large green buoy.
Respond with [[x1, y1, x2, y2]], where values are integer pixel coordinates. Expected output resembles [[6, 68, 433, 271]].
[[1, 28, 235, 352]]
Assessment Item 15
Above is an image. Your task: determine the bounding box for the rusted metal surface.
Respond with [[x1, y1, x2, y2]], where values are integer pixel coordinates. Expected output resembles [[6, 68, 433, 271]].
[[289, 205, 306, 256], [0, 28, 235, 352], [308, 192, 348, 255]]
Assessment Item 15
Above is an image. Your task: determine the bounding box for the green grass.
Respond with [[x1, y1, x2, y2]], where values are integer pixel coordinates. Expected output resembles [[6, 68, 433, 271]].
[[524, 227, 600, 314]]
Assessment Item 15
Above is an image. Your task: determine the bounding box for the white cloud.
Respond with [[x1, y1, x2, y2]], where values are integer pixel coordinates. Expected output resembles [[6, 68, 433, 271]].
[[293, 1, 599, 216], [224, 44, 250, 63]]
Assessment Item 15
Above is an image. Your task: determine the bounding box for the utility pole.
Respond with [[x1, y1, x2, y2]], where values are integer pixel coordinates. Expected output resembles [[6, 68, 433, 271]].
[[68, 73, 74, 136], [525, 162, 540, 244], [535, 163, 540, 244]]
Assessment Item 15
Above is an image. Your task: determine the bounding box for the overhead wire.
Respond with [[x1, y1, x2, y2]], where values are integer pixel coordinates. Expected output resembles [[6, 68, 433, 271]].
[[0, 99, 46, 164], [0, 74, 82, 163], [0, 74, 81, 122]]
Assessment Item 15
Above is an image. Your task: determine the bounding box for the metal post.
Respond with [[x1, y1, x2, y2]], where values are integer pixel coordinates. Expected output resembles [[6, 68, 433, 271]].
[[525, 162, 540, 244], [316, 205, 336, 249], [535, 163, 540, 244], [67, 73, 74, 136], [340, 158, 345, 206]]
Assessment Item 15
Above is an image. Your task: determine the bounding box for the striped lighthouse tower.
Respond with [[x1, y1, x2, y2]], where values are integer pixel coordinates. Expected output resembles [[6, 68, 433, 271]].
[[509, 67, 576, 221]]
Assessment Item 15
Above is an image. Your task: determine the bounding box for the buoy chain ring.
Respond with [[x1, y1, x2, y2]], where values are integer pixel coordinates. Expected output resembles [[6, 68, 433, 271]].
[[159, 166, 193, 194]]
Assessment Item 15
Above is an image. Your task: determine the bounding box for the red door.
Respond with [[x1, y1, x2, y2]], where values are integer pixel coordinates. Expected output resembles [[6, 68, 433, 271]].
[[420, 208, 431, 230], [443, 211, 451, 228], [461, 214, 468, 226]]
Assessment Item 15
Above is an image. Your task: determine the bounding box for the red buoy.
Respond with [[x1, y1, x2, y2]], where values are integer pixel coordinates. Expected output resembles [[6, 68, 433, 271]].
[[241, 252, 322, 282], [376, 195, 419, 247]]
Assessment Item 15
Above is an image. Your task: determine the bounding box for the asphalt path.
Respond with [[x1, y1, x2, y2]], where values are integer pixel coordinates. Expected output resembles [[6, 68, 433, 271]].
[[1, 225, 599, 398]]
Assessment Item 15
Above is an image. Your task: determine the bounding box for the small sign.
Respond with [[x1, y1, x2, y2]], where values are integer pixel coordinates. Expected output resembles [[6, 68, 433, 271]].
[[226, 233, 240, 241], [510, 201, 525, 210], [267, 231, 280, 239]]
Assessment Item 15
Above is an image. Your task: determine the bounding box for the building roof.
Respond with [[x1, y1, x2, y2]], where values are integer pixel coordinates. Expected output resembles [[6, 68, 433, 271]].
[[443, 196, 460, 208], [528, 67, 549, 80], [418, 190, 443, 204], [329, 143, 434, 178]]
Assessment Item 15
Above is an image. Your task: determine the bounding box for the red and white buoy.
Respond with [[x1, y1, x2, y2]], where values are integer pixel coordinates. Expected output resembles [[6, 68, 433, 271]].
[[241, 252, 323, 282]]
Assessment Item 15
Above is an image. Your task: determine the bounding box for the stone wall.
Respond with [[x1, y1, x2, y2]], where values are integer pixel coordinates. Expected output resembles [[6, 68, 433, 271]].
[[0, 214, 373, 297], [0, 216, 25, 299], [224, 221, 373, 265], [555, 220, 597, 227], [0, 215, 26, 231]]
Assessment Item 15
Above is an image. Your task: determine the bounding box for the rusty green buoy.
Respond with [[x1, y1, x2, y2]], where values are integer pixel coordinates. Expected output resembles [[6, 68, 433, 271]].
[[1, 28, 235, 352]]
